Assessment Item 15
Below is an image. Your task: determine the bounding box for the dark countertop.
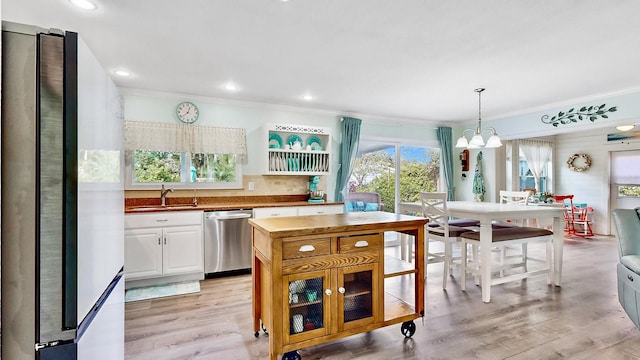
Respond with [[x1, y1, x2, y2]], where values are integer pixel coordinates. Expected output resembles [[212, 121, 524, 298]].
[[125, 194, 342, 214]]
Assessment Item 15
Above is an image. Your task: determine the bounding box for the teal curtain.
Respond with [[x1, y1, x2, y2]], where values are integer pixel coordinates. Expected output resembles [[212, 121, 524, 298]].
[[335, 117, 362, 201], [436, 127, 455, 201]]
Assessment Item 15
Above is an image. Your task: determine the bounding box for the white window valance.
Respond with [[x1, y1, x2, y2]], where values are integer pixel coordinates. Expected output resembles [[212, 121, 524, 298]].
[[124, 121, 247, 156]]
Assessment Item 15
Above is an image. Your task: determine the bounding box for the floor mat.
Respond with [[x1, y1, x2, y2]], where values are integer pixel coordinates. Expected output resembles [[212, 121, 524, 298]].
[[125, 280, 201, 302]]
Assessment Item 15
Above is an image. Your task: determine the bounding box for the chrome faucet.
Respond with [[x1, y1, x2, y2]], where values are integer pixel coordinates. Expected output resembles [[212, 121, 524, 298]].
[[192, 189, 198, 206], [160, 184, 174, 206]]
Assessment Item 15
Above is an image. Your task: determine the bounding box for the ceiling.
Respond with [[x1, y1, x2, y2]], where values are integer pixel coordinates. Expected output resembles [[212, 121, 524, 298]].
[[4, 0, 640, 125]]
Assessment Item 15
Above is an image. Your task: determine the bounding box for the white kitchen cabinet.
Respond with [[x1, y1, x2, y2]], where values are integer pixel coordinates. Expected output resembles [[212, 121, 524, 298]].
[[124, 228, 163, 279], [124, 211, 203, 281], [253, 205, 343, 219], [263, 123, 331, 175], [162, 225, 203, 275]]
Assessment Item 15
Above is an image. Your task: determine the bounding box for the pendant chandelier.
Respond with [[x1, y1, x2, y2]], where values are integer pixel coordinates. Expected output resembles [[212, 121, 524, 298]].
[[455, 88, 502, 149]]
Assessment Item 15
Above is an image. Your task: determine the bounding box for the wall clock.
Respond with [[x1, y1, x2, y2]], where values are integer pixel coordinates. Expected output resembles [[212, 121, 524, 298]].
[[176, 101, 199, 124]]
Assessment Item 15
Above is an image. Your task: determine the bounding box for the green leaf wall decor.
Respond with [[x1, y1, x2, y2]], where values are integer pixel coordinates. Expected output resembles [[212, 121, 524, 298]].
[[541, 104, 617, 127]]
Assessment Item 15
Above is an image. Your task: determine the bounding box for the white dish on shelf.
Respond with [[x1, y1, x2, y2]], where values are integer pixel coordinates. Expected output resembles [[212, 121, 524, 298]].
[[269, 133, 283, 149], [306, 135, 322, 150]]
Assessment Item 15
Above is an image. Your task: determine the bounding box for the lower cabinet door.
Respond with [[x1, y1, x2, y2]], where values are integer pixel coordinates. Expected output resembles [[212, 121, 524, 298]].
[[338, 263, 379, 332], [124, 228, 163, 280], [283, 269, 331, 344], [163, 225, 204, 275]]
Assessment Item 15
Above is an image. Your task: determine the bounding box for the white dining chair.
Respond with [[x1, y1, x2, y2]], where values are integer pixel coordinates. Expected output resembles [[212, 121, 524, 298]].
[[496, 190, 532, 272], [420, 192, 471, 289]]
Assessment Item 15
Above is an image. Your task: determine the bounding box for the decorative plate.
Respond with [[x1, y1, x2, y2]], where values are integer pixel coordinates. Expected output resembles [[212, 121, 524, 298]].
[[269, 133, 283, 149], [306, 136, 322, 150], [287, 134, 303, 147]]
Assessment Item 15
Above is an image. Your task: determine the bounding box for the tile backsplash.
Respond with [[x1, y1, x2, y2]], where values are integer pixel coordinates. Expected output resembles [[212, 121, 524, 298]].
[[125, 175, 324, 198]]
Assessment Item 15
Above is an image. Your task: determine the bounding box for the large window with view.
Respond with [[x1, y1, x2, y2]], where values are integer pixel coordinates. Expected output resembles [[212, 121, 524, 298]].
[[349, 142, 440, 213]]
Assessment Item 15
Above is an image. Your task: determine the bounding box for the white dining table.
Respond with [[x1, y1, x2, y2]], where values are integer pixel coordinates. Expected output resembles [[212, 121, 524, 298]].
[[399, 200, 565, 303]]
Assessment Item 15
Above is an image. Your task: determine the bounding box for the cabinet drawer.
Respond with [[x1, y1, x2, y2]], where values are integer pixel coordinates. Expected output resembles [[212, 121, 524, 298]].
[[283, 238, 331, 259], [125, 211, 203, 229], [338, 233, 382, 254], [253, 207, 298, 219], [297, 205, 344, 216]]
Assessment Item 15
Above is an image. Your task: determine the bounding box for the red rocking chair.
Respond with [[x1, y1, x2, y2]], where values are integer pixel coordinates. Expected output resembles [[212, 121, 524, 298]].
[[553, 194, 594, 238]]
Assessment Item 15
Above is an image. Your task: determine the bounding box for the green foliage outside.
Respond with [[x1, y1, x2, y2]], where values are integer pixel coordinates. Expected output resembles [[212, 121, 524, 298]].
[[350, 149, 440, 213], [619, 185, 640, 197], [133, 151, 238, 184], [133, 151, 181, 183], [192, 153, 237, 182]]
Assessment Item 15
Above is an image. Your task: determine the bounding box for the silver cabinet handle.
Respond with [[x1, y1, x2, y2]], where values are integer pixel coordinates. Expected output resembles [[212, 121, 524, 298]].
[[158, 235, 161, 245], [325, 289, 332, 296], [338, 287, 345, 294], [354, 240, 369, 248], [299, 245, 315, 252], [164, 235, 167, 245], [156, 219, 168, 222]]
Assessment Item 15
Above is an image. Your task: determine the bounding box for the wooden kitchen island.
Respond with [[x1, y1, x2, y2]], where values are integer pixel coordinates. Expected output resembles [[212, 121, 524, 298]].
[[249, 211, 427, 360]]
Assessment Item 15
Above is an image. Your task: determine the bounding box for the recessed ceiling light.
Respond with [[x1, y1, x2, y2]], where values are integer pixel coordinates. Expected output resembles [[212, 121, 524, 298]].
[[69, 0, 97, 10], [616, 125, 635, 131], [303, 95, 313, 101], [224, 83, 237, 91], [115, 70, 131, 77]]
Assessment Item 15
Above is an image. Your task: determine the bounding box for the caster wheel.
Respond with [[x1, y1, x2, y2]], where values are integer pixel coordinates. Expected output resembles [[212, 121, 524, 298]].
[[282, 350, 301, 360], [254, 331, 259, 338], [400, 320, 416, 338]]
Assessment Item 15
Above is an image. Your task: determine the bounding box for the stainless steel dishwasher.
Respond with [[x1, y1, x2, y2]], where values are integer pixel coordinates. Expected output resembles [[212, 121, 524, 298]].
[[204, 209, 253, 276]]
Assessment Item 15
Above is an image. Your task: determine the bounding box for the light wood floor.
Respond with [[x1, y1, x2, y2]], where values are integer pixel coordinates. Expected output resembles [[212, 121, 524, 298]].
[[125, 235, 640, 359]]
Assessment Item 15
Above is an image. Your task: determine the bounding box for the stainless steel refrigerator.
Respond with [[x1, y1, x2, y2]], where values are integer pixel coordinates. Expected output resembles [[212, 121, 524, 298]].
[[1, 21, 125, 359]]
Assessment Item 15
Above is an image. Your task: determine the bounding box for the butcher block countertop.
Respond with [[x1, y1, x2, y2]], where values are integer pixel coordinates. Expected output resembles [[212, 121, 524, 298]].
[[249, 211, 427, 239], [125, 194, 341, 214]]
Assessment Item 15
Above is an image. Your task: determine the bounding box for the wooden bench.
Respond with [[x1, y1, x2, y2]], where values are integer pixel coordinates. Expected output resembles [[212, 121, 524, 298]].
[[460, 226, 553, 292]]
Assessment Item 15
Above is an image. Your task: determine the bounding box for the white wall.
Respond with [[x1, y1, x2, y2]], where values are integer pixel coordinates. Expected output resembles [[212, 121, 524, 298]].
[[123, 92, 440, 201], [455, 89, 640, 235], [124, 89, 640, 215], [555, 127, 640, 235]]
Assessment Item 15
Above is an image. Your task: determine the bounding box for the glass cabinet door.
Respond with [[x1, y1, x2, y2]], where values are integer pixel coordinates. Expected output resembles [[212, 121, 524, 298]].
[[338, 263, 379, 331], [284, 269, 330, 342]]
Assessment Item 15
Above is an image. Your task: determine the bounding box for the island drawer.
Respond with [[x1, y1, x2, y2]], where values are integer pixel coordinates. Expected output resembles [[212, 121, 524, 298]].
[[338, 233, 383, 254], [282, 238, 331, 259]]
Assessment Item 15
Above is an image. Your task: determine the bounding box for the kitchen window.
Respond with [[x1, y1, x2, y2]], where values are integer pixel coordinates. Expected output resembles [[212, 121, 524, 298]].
[[124, 121, 246, 189], [126, 150, 241, 189]]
